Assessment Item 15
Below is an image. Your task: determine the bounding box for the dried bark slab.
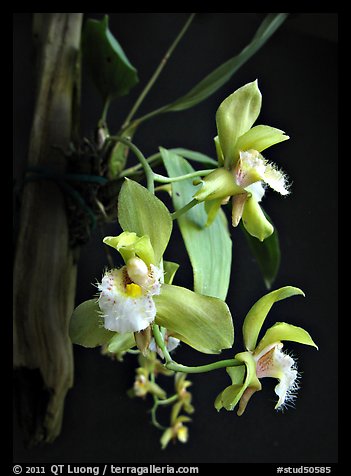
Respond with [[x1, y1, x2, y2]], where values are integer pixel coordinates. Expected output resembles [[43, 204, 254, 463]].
[[13, 13, 83, 445]]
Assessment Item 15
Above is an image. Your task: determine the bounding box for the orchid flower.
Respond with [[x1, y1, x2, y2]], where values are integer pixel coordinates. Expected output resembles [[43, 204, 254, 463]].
[[215, 286, 318, 414], [193, 80, 290, 241], [70, 180, 234, 357]]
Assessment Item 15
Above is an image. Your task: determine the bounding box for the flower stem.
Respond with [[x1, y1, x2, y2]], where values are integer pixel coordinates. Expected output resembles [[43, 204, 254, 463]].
[[154, 169, 214, 184], [156, 394, 179, 406], [108, 136, 155, 193], [165, 359, 242, 374], [152, 324, 172, 363], [171, 199, 198, 220], [122, 13, 196, 129], [99, 96, 111, 126], [152, 324, 242, 374], [120, 152, 162, 178], [150, 372, 167, 430]]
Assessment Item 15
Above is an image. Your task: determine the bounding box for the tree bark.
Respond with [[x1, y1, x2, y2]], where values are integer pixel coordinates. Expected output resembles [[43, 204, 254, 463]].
[[13, 13, 83, 445]]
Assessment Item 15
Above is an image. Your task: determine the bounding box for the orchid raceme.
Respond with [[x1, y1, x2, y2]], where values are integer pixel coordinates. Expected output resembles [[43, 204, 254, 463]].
[[66, 46, 318, 450], [193, 80, 290, 240], [215, 286, 318, 414]]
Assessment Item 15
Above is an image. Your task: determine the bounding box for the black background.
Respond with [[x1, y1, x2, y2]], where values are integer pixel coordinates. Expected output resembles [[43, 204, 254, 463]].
[[13, 13, 338, 464]]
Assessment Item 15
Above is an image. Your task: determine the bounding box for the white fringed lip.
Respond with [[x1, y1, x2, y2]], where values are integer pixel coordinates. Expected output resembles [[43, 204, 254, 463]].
[[98, 262, 162, 334]]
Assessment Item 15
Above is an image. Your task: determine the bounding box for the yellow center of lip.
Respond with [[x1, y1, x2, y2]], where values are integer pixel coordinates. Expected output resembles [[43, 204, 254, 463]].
[[126, 283, 143, 298]]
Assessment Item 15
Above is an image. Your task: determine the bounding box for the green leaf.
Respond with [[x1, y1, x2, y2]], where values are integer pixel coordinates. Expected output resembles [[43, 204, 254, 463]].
[[118, 179, 173, 265], [154, 284, 234, 354], [69, 299, 114, 348], [216, 80, 262, 165], [242, 286, 305, 352], [234, 125, 289, 155], [106, 332, 135, 354], [160, 148, 232, 301], [241, 211, 281, 289], [163, 261, 180, 285], [254, 322, 318, 356], [169, 148, 218, 167], [82, 15, 139, 101], [155, 14, 288, 114]]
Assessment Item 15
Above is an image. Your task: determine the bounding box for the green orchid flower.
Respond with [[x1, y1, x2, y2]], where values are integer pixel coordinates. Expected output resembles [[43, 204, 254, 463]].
[[175, 373, 194, 415], [215, 286, 318, 414], [128, 353, 171, 399], [70, 179, 234, 356], [193, 80, 290, 241], [160, 415, 191, 450], [160, 379, 192, 449]]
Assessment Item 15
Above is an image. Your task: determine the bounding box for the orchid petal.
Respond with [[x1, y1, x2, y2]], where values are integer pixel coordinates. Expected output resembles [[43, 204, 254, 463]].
[[216, 80, 262, 167], [241, 195, 274, 241], [243, 286, 305, 352], [235, 124, 289, 155], [103, 231, 155, 266], [154, 284, 234, 354], [254, 322, 318, 357]]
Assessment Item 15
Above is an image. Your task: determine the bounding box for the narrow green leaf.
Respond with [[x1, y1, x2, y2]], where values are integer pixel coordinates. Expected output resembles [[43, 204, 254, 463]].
[[160, 148, 232, 301], [154, 284, 234, 354], [254, 322, 318, 356], [241, 211, 281, 289], [169, 148, 218, 167], [82, 15, 139, 101], [242, 287, 305, 352], [69, 299, 114, 348], [118, 179, 173, 265], [152, 14, 288, 114]]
